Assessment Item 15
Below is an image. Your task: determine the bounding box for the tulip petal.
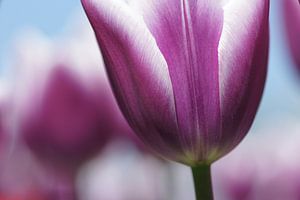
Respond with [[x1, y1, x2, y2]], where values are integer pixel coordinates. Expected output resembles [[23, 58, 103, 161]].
[[217, 0, 269, 154], [140, 0, 224, 161], [82, 0, 185, 161]]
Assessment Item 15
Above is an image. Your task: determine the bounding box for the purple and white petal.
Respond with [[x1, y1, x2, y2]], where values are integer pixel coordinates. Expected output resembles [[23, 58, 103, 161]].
[[82, 0, 185, 161], [217, 0, 269, 156], [138, 0, 224, 162]]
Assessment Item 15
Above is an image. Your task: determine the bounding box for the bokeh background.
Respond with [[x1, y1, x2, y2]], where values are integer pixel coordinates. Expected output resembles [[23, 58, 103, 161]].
[[0, 0, 300, 200]]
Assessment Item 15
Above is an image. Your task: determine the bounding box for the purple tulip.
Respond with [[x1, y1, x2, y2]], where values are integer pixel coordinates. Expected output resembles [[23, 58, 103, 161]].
[[12, 28, 123, 171], [283, 0, 300, 69], [82, 1, 269, 199], [82, 0, 269, 165]]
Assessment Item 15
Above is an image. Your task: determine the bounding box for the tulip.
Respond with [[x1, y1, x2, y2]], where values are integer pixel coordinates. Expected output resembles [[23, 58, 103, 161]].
[[283, 0, 300, 69], [82, 0, 270, 199], [11, 21, 132, 199], [13, 30, 114, 171]]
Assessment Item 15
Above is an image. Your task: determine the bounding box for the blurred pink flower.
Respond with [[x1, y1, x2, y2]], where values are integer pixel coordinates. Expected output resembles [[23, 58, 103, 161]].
[[11, 23, 133, 172]]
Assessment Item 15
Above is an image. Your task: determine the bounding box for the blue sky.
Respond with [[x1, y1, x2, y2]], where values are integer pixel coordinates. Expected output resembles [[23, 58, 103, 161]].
[[0, 0, 300, 132], [0, 0, 81, 70], [258, 0, 300, 128]]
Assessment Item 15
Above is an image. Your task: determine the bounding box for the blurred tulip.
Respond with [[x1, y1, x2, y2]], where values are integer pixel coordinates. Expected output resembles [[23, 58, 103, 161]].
[[13, 30, 113, 171], [11, 22, 133, 171], [283, 0, 300, 69], [10, 18, 137, 199], [82, 0, 269, 166]]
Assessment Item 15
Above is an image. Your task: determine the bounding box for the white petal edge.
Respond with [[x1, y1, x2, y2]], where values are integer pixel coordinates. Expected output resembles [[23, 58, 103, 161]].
[[218, 0, 267, 103], [86, 0, 176, 112]]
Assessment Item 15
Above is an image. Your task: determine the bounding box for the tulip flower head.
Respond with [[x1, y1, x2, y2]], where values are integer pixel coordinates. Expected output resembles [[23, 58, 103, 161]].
[[82, 0, 270, 166], [283, 0, 300, 70]]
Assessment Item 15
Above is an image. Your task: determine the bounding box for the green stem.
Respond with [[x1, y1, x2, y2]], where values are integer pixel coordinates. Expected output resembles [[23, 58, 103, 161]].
[[191, 164, 213, 200]]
